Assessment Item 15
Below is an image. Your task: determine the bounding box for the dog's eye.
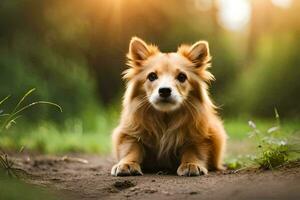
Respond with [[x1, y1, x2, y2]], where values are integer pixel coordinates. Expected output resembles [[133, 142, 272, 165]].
[[177, 73, 187, 83], [147, 72, 158, 82]]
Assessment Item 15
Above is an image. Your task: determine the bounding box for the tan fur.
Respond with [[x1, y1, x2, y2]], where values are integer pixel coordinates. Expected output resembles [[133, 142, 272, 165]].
[[111, 37, 227, 176]]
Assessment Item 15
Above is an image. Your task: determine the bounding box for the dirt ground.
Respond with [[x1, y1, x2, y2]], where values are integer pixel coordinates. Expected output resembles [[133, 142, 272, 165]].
[[14, 154, 300, 200]]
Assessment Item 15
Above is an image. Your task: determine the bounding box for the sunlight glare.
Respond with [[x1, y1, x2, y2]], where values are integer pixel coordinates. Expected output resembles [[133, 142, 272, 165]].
[[218, 0, 251, 31], [271, 0, 293, 9]]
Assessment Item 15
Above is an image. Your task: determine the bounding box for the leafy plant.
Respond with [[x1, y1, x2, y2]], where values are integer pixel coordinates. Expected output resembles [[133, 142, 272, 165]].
[[248, 109, 300, 169]]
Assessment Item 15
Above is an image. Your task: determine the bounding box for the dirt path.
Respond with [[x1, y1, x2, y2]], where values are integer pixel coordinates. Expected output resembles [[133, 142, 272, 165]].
[[15, 154, 300, 200]]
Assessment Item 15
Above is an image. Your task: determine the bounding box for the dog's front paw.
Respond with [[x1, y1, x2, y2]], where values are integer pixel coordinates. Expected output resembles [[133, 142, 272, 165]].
[[111, 162, 143, 176], [177, 163, 208, 176]]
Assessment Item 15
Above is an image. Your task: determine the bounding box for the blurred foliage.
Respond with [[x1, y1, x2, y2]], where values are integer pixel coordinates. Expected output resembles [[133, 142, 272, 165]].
[[0, 115, 116, 154], [0, 118, 298, 154], [229, 33, 300, 117], [0, 92, 118, 153], [0, 172, 57, 200], [0, 0, 98, 125], [0, 0, 300, 129]]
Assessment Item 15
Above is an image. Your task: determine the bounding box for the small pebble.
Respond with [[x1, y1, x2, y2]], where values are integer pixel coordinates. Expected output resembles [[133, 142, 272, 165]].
[[162, 190, 172, 195], [144, 188, 157, 193]]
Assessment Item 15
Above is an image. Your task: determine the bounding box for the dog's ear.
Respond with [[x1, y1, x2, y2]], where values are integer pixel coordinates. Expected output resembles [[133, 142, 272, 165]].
[[129, 37, 151, 61], [188, 41, 210, 63], [178, 41, 211, 68]]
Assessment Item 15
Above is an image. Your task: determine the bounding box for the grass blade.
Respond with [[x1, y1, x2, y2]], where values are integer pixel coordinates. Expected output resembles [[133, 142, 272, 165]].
[[1, 89, 36, 132], [274, 107, 281, 126], [12, 88, 36, 114], [0, 156, 6, 168], [5, 115, 22, 129], [0, 95, 10, 106], [13, 101, 62, 117], [0, 89, 62, 132]]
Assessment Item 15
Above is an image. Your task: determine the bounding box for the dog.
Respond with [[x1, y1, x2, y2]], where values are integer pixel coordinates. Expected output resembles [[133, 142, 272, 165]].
[[111, 37, 227, 176]]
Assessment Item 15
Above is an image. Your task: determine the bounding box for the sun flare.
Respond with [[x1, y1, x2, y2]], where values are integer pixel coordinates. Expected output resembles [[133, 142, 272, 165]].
[[218, 0, 251, 31]]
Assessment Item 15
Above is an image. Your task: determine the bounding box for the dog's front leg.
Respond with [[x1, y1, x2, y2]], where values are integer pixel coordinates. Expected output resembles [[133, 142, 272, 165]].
[[111, 135, 144, 176], [177, 144, 208, 176]]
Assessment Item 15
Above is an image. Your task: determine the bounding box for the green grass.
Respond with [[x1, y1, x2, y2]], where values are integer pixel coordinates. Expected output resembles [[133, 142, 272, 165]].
[[0, 117, 299, 154], [0, 88, 118, 154], [224, 118, 300, 140], [225, 113, 300, 169], [0, 88, 62, 132], [0, 116, 116, 154]]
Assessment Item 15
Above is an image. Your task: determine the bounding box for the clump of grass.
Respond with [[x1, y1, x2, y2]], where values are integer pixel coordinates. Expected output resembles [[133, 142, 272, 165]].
[[0, 149, 28, 178], [248, 109, 300, 169], [0, 151, 15, 177], [225, 109, 300, 171], [0, 88, 62, 133], [0, 88, 62, 176]]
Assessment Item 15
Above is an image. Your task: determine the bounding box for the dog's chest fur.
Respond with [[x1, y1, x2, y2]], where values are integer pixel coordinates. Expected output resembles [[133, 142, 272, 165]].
[[136, 114, 189, 170]]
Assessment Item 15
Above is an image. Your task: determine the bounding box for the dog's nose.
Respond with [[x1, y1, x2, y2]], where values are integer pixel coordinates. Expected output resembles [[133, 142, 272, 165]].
[[159, 87, 172, 98]]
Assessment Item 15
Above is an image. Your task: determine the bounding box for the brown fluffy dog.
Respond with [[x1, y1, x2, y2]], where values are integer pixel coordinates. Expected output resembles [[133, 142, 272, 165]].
[[111, 37, 227, 176]]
